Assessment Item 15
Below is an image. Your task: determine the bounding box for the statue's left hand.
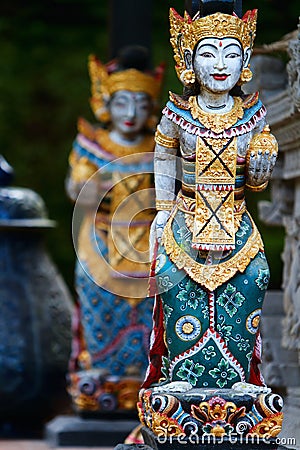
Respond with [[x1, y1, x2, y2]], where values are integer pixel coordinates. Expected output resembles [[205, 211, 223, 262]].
[[247, 149, 277, 187], [246, 126, 278, 189]]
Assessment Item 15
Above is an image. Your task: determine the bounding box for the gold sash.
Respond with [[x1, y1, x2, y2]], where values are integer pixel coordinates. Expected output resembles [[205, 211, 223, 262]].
[[107, 172, 154, 277], [192, 136, 237, 251]]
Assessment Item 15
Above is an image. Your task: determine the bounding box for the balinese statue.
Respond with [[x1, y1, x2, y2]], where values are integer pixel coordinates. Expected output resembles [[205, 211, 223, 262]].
[[65, 46, 164, 414], [138, 0, 284, 445]]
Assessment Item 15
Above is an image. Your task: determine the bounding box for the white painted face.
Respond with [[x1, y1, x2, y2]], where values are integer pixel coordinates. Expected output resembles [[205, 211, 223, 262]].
[[193, 37, 244, 93], [109, 90, 152, 138]]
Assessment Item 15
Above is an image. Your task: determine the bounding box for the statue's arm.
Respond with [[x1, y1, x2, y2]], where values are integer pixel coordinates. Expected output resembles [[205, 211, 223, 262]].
[[149, 115, 179, 256], [65, 149, 100, 207], [154, 115, 179, 209], [245, 119, 278, 192]]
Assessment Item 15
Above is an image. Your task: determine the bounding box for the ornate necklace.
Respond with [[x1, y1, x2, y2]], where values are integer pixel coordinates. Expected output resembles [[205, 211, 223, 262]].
[[189, 96, 244, 134], [95, 128, 154, 157]]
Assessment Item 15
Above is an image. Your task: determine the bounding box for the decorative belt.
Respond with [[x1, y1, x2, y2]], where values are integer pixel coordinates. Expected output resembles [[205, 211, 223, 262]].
[[161, 205, 263, 291], [177, 190, 246, 217]]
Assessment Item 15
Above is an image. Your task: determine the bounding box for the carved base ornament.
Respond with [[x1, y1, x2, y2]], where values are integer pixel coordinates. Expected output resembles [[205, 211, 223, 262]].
[[138, 387, 283, 441], [67, 369, 142, 413]]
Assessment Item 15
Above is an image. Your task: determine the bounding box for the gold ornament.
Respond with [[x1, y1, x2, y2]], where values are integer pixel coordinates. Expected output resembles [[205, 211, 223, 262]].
[[155, 127, 179, 149], [238, 66, 253, 84], [170, 8, 257, 83], [178, 192, 246, 235], [115, 379, 141, 410], [78, 116, 97, 141], [247, 125, 278, 163], [151, 413, 185, 437], [192, 400, 238, 423], [249, 413, 283, 438], [74, 393, 99, 411], [77, 350, 92, 370], [88, 54, 164, 122], [181, 69, 196, 86], [78, 217, 150, 299], [245, 124, 278, 190], [156, 199, 176, 211], [139, 390, 185, 438], [193, 136, 237, 250], [189, 96, 244, 133], [95, 128, 154, 158], [245, 181, 268, 192], [161, 206, 263, 291], [68, 152, 98, 183]]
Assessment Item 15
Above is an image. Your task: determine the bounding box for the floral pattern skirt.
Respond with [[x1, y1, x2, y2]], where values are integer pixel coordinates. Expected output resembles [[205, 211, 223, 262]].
[[154, 209, 269, 388]]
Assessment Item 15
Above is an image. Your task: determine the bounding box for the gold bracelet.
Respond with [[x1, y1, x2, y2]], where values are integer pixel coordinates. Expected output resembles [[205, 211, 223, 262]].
[[245, 181, 269, 192], [156, 199, 175, 211], [155, 128, 179, 149]]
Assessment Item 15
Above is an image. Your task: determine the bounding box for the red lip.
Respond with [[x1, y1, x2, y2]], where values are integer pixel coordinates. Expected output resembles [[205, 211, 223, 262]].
[[212, 74, 229, 81], [124, 121, 135, 127]]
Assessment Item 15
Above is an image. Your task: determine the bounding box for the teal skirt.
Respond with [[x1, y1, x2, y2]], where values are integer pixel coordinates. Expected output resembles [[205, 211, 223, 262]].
[[154, 209, 269, 388]]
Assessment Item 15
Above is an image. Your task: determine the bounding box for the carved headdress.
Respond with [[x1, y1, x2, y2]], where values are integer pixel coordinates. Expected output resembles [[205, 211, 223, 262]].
[[170, 0, 257, 85], [88, 45, 165, 122]]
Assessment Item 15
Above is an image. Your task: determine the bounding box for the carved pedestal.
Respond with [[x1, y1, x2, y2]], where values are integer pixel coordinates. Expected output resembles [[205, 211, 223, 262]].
[[137, 387, 283, 450]]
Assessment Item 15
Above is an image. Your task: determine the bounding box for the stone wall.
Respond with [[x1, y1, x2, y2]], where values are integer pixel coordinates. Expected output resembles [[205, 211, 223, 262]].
[[250, 21, 300, 448]]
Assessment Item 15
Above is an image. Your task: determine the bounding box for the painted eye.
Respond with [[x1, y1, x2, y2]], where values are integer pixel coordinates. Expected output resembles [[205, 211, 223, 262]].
[[226, 53, 241, 58], [200, 52, 214, 58], [114, 100, 127, 108], [138, 102, 150, 111]]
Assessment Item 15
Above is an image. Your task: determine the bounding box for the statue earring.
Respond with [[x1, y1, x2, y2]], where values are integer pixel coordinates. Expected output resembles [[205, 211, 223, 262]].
[[238, 66, 253, 84], [180, 69, 196, 86], [96, 109, 110, 123]]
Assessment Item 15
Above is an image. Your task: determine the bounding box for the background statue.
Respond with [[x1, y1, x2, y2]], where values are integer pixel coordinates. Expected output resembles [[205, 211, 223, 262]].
[[138, 0, 284, 443], [65, 45, 164, 414]]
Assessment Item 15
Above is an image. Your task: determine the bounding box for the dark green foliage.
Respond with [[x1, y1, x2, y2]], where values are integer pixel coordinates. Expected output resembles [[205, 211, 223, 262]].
[[0, 0, 293, 292]]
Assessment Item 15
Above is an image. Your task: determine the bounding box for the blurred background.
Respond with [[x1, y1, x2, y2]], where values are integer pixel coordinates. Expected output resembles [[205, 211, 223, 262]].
[[0, 0, 298, 294]]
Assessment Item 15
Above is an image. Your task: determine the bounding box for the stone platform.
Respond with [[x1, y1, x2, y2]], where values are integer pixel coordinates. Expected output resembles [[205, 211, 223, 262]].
[[45, 415, 140, 447], [0, 440, 114, 450]]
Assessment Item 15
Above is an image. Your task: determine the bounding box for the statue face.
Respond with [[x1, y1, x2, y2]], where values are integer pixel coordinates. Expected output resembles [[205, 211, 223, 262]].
[[109, 90, 152, 137], [193, 37, 243, 94]]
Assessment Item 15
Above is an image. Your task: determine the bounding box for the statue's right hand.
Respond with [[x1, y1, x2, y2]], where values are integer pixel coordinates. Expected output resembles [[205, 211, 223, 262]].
[[155, 210, 171, 243], [72, 179, 102, 208], [149, 210, 171, 261]]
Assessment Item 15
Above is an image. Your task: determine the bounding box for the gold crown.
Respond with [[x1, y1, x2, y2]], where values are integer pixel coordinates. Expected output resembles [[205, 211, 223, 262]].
[[88, 55, 164, 122], [170, 8, 257, 82]]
